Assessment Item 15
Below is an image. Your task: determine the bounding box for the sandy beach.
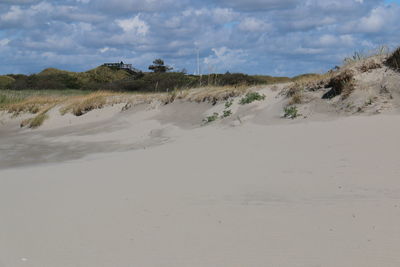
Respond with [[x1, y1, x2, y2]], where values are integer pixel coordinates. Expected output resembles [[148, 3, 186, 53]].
[[2, 0, 400, 265], [1, 88, 400, 266]]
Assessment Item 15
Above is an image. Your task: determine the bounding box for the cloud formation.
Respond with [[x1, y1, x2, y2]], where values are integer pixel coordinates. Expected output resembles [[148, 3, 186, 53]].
[[0, 0, 399, 76]]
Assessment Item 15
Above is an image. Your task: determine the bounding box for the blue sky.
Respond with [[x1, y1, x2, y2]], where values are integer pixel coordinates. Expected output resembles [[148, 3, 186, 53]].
[[0, 0, 400, 76]]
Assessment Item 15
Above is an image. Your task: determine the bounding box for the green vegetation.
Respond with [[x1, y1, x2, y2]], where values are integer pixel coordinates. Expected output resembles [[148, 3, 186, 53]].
[[0, 75, 15, 89], [0, 57, 299, 94], [201, 73, 273, 87], [203, 112, 219, 124], [253, 75, 291, 84], [0, 89, 90, 110], [148, 59, 173, 73], [239, 92, 266, 105], [3, 67, 278, 92], [102, 72, 198, 92], [291, 73, 322, 82], [225, 99, 233, 109], [283, 106, 299, 119], [222, 109, 232, 118]]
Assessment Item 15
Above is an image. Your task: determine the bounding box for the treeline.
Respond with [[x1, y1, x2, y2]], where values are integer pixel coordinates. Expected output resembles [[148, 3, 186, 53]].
[[0, 67, 291, 92]]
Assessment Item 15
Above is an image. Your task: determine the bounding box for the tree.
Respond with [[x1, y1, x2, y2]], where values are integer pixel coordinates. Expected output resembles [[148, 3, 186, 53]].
[[148, 59, 173, 73]]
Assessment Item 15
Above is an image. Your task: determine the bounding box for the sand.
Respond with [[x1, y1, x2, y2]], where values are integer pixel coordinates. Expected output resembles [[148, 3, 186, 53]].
[[1, 94, 400, 267]]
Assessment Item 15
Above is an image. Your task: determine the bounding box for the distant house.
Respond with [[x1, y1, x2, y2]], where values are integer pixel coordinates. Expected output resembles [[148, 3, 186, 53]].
[[103, 61, 141, 74]]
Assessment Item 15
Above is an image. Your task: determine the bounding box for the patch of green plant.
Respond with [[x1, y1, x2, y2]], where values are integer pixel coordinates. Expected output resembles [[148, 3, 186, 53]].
[[203, 112, 219, 124], [0, 75, 15, 89], [0, 93, 22, 109], [221, 109, 232, 118], [239, 92, 266, 105], [225, 99, 233, 109], [283, 106, 299, 119], [0, 94, 7, 105]]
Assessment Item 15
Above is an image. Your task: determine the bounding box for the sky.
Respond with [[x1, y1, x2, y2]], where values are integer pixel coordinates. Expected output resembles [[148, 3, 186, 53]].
[[0, 0, 400, 76]]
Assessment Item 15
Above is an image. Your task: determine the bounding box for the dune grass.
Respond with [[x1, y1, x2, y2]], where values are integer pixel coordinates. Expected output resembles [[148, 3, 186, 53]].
[[386, 47, 400, 70], [21, 113, 49, 128], [182, 85, 250, 104], [4, 95, 63, 115], [343, 45, 389, 65], [1, 84, 264, 130], [19, 103, 56, 128], [60, 92, 113, 116]]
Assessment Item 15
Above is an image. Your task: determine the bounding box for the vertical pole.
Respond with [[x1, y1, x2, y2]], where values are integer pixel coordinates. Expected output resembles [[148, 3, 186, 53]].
[[197, 49, 200, 76]]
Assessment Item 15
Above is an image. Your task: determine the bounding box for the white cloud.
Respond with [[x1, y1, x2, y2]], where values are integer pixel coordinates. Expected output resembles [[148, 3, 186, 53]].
[[342, 5, 400, 34], [0, 39, 10, 47], [212, 8, 236, 24], [116, 15, 149, 35], [239, 17, 271, 32], [204, 47, 247, 72], [99, 47, 110, 53]]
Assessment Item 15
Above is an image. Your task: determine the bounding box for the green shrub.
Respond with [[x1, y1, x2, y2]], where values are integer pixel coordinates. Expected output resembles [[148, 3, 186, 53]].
[[9, 73, 81, 90], [221, 109, 232, 118], [0, 94, 7, 107], [201, 73, 265, 86], [203, 112, 219, 124], [239, 92, 266, 105], [103, 72, 197, 92], [0, 75, 15, 89], [283, 106, 298, 119], [225, 99, 233, 109]]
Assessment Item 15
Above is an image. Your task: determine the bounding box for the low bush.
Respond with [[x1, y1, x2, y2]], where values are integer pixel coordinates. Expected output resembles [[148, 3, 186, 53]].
[[225, 99, 233, 109], [102, 72, 197, 92], [0, 75, 15, 89], [239, 92, 266, 105], [203, 113, 219, 124], [222, 109, 232, 118], [201, 73, 266, 87], [283, 106, 298, 119]]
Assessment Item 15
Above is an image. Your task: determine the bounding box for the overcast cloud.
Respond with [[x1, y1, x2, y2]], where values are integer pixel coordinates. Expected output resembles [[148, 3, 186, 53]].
[[0, 0, 399, 76]]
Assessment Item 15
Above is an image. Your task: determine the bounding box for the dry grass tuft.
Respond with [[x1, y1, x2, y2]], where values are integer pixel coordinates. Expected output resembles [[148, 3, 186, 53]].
[[60, 91, 119, 116], [288, 90, 303, 105], [21, 113, 49, 128], [322, 70, 355, 99], [20, 104, 55, 128], [359, 60, 382, 73], [386, 47, 400, 71], [183, 85, 250, 104], [6, 96, 62, 116], [285, 73, 333, 96]]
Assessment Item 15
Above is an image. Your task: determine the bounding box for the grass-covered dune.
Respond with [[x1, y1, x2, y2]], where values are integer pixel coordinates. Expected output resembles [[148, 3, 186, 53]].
[[0, 65, 292, 93]]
